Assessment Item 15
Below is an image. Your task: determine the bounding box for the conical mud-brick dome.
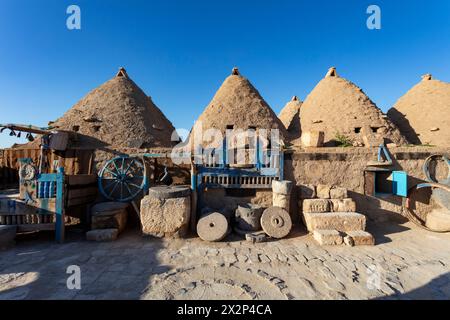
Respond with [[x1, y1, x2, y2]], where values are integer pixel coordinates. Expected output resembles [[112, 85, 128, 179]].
[[191, 67, 287, 145], [300, 67, 407, 146], [278, 96, 302, 140], [387, 74, 450, 146], [52, 68, 176, 149]]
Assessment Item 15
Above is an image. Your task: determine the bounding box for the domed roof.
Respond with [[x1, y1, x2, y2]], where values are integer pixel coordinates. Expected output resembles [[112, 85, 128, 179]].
[[278, 96, 302, 140], [191, 67, 287, 144], [388, 74, 450, 146], [300, 67, 407, 146], [52, 67, 177, 149]]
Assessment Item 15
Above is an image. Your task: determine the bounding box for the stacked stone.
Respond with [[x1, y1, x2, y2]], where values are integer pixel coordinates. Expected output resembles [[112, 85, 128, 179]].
[[140, 186, 191, 238], [300, 184, 374, 246], [86, 202, 129, 241]]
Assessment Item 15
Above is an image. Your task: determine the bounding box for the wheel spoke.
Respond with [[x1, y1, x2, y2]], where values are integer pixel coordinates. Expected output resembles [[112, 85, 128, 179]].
[[108, 181, 120, 197], [124, 159, 135, 175], [124, 183, 134, 197], [104, 180, 117, 190], [104, 168, 118, 177], [128, 182, 142, 189], [112, 159, 122, 175]]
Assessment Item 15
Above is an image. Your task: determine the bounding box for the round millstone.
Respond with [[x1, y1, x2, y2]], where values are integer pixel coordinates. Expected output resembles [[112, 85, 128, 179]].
[[148, 185, 191, 199], [197, 211, 229, 242], [260, 207, 292, 239]]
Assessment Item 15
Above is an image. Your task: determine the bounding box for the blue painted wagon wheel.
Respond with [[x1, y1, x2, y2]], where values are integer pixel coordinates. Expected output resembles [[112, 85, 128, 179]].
[[98, 156, 146, 202]]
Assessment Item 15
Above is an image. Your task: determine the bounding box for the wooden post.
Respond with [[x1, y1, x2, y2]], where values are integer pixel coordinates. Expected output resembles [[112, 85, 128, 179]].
[[55, 167, 65, 243]]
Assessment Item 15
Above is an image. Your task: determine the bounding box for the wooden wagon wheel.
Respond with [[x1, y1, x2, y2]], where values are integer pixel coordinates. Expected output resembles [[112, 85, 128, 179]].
[[98, 156, 146, 202]]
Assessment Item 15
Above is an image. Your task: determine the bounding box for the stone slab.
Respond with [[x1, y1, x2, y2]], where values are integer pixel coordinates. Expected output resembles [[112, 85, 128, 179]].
[[345, 230, 375, 246], [316, 184, 331, 199], [330, 198, 356, 212], [313, 229, 343, 246], [303, 199, 331, 213], [92, 210, 127, 233], [330, 187, 348, 200], [86, 229, 118, 242], [148, 186, 191, 199], [303, 212, 366, 232]]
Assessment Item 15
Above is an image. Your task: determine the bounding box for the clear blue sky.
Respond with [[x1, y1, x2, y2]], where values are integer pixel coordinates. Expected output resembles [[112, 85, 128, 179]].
[[0, 0, 449, 147]]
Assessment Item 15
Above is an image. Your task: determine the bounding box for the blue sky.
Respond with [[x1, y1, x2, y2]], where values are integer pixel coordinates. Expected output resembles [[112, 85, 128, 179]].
[[0, 0, 449, 147]]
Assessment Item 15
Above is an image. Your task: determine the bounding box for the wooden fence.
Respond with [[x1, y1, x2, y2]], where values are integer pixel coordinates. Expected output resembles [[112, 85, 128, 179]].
[[0, 148, 94, 189]]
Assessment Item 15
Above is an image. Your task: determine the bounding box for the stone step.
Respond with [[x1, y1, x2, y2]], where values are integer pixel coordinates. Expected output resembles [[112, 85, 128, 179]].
[[303, 211, 366, 232], [344, 230, 375, 246], [313, 229, 343, 246]]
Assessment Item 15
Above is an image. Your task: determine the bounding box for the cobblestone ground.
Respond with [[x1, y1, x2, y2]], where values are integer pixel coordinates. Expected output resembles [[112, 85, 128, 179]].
[[1, 222, 450, 300]]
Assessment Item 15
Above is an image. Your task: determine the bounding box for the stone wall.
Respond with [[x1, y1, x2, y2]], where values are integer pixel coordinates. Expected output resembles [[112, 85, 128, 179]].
[[285, 146, 450, 223]]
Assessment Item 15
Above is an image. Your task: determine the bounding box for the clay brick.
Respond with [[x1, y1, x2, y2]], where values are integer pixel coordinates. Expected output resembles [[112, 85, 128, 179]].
[[346, 230, 375, 246], [303, 212, 366, 232], [330, 198, 356, 212], [330, 187, 348, 199], [316, 184, 331, 199], [313, 230, 343, 246], [302, 199, 331, 213]]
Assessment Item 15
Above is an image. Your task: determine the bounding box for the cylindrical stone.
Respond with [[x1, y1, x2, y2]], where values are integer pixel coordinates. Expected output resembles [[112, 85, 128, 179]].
[[235, 203, 264, 231], [273, 193, 291, 212], [140, 185, 191, 238], [197, 211, 229, 242], [260, 207, 292, 239], [272, 180, 293, 195]]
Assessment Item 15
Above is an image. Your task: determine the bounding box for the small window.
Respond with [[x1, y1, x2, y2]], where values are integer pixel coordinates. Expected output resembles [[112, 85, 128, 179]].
[[354, 127, 361, 133], [226, 125, 234, 130], [371, 127, 379, 133], [92, 125, 101, 132], [72, 125, 80, 132]]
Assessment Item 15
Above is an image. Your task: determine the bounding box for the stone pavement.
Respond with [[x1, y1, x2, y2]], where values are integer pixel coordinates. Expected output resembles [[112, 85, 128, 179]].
[[1, 222, 450, 300]]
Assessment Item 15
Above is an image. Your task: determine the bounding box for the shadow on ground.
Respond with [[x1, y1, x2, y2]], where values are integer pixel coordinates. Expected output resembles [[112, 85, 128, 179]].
[[0, 226, 170, 300], [375, 272, 450, 300]]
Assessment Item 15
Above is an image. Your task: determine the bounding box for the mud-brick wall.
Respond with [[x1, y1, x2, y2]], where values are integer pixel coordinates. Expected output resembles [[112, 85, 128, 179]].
[[94, 147, 191, 186], [284, 146, 450, 224]]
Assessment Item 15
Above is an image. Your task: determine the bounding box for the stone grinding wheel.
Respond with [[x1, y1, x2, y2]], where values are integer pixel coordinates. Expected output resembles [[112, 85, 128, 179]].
[[260, 207, 292, 239], [196, 211, 229, 242]]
